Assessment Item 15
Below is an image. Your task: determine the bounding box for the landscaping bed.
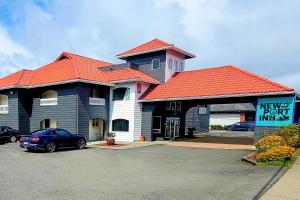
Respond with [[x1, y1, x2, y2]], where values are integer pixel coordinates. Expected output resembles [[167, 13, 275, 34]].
[[242, 125, 300, 167]]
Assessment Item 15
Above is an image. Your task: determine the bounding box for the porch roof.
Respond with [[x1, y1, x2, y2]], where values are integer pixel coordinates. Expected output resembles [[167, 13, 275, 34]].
[[139, 65, 294, 101]]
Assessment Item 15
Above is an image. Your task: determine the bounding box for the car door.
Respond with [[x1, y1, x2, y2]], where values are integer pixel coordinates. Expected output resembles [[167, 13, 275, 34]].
[[55, 129, 73, 148]]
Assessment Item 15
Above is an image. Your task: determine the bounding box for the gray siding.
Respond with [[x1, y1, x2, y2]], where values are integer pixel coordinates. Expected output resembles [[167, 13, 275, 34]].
[[77, 84, 109, 140], [126, 51, 166, 83], [185, 106, 210, 133], [141, 104, 156, 141], [0, 91, 19, 130], [30, 86, 77, 133]]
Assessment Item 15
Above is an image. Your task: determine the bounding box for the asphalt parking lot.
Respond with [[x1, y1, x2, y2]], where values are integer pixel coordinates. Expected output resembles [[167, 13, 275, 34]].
[[0, 143, 284, 200]]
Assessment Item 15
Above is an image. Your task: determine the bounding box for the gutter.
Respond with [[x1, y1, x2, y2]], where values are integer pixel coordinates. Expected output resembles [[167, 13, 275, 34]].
[[0, 79, 116, 91], [138, 91, 296, 102]]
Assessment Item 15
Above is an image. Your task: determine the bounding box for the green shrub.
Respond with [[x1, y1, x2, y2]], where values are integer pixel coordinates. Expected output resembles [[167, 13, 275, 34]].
[[210, 125, 224, 130], [274, 125, 300, 147], [257, 146, 296, 163], [255, 135, 286, 152]]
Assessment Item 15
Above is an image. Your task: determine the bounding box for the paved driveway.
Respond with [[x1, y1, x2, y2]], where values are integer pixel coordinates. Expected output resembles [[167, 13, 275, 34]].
[[0, 143, 284, 200]]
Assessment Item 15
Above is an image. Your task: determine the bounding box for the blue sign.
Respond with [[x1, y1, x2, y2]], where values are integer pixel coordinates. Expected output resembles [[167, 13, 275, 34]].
[[256, 97, 295, 127]]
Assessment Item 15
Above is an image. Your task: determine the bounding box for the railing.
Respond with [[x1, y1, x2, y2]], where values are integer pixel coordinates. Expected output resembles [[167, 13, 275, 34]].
[[89, 98, 105, 106], [40, 98, 58, 106], [0, 105, 8, 114]]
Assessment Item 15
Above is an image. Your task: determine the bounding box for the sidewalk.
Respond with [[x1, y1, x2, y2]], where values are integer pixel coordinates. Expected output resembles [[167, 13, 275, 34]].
[[87, 141, 166, 150], [261, 157, 300, 200]]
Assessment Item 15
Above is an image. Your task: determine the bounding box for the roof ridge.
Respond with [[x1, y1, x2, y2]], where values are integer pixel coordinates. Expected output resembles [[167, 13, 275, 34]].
[[15, 69, 26, 85], [64, 51, 113, 65], [177, 65, 233, 74], [117, 38, 173, 56], [228, 65, 294, 91]]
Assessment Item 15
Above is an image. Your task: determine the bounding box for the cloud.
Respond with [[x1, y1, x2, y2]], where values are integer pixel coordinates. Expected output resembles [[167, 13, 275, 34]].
[[0, 25, 32, 75], [0, 0, 299, 90]]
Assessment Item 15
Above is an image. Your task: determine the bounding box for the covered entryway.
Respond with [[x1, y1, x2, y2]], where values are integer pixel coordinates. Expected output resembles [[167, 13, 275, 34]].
[[89, 118, 104, 141], [40, 119, 58, 129]]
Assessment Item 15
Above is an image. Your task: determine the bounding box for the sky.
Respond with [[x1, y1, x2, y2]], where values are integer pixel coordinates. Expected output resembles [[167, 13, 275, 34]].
[[0, 0, 299, 90]]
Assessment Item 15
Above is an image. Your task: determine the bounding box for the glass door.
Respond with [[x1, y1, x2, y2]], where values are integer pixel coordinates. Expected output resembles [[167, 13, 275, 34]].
[[165, 117, 180, 140]]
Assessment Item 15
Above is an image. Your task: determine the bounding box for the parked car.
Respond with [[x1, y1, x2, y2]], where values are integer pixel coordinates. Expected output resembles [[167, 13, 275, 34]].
[[0, 126, 20, 143], [225, 121, 255, 131], [20, 128, 86, 152]]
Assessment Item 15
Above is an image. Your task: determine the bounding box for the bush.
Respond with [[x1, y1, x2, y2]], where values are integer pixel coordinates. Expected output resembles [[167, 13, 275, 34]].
[[257, 146, 296, 163], [274, 124, 300, 147], [210, 125, 224, 130], [255, 135, 286, 152]]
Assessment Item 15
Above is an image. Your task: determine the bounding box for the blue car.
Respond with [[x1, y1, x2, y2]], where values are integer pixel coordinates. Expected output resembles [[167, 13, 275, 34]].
[[20, 129, 86, 152], [225, 121, 255, 131]]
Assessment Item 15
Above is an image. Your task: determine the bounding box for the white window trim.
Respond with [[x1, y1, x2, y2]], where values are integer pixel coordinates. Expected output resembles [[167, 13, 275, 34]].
[[40, 98, 58, 106], [152, 59, 161, 70], [89, 97, 106, 106], [0, 105, 8, 114]]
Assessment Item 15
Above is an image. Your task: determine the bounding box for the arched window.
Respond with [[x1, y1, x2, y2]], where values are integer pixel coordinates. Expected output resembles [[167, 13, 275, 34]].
[[0, 94, 8, 106], [41, 90, 58, 99], [0, 94, 8, 114], [90, 89, 105, 99], [40, 90, 58, 106], [113, 87, 130, 101], [112, 119, 129, 132]]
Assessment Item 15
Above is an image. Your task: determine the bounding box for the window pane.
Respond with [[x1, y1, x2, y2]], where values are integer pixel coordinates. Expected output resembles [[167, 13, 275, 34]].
[[112, 119, 129, 132], [168, 59, 172, 70], [174, 60, 178, 71], [113, 88, 130, 101], [152, 59, 160, 69]]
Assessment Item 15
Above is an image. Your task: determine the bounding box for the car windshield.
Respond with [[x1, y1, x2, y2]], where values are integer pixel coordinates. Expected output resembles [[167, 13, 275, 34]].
[[31, 130, 50, 136]]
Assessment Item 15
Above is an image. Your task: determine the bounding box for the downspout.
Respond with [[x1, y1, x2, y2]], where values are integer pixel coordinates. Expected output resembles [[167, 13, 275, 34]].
[[76, 86, 79, 134]]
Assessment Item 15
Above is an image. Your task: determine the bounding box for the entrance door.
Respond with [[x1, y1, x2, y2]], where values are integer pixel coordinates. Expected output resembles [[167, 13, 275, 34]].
[[152, 116, 162, 136], [89, 118, 104, 141], [165, 117, 180, 140]]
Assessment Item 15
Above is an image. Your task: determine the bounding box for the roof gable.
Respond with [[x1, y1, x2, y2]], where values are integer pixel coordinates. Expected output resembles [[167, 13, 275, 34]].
[[117, 38, 195, 59]]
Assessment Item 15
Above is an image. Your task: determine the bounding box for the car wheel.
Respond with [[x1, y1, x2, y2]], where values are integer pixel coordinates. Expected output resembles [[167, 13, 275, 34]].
[[10, 135, 17, 143], [77, 139, 86, 150], [46, 142, 56, 153]]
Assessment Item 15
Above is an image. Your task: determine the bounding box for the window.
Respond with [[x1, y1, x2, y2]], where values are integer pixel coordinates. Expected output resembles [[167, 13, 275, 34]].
[[166, 102, 171, 110], [168, 58, 173, 70], [112, 119, 129, 132], [0, 94, 8, 114], [90, 89, 105, 98], [174, 60, 178, 71], [113, 87, 130, 101], [172, 102, 176, 110], [41, 90, 57, 99], [180, 62, 184, 71], [56, 129, 71, 137], [40, 90, 58, 106], [152, 59, 161, 70], [177, 102, 181, 111]]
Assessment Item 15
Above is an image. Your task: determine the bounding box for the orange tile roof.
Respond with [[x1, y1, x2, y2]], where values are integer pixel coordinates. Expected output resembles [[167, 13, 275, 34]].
[[117, 38, 195, 59], [0, 52, 160, 89], [140, 65, 294, 101]]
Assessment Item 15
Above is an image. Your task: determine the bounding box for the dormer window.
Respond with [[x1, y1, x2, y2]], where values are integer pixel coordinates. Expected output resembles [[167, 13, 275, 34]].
[[174, 60, 178, 71], [152, 59, 161, 70], [168, 58, 173, 70]]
